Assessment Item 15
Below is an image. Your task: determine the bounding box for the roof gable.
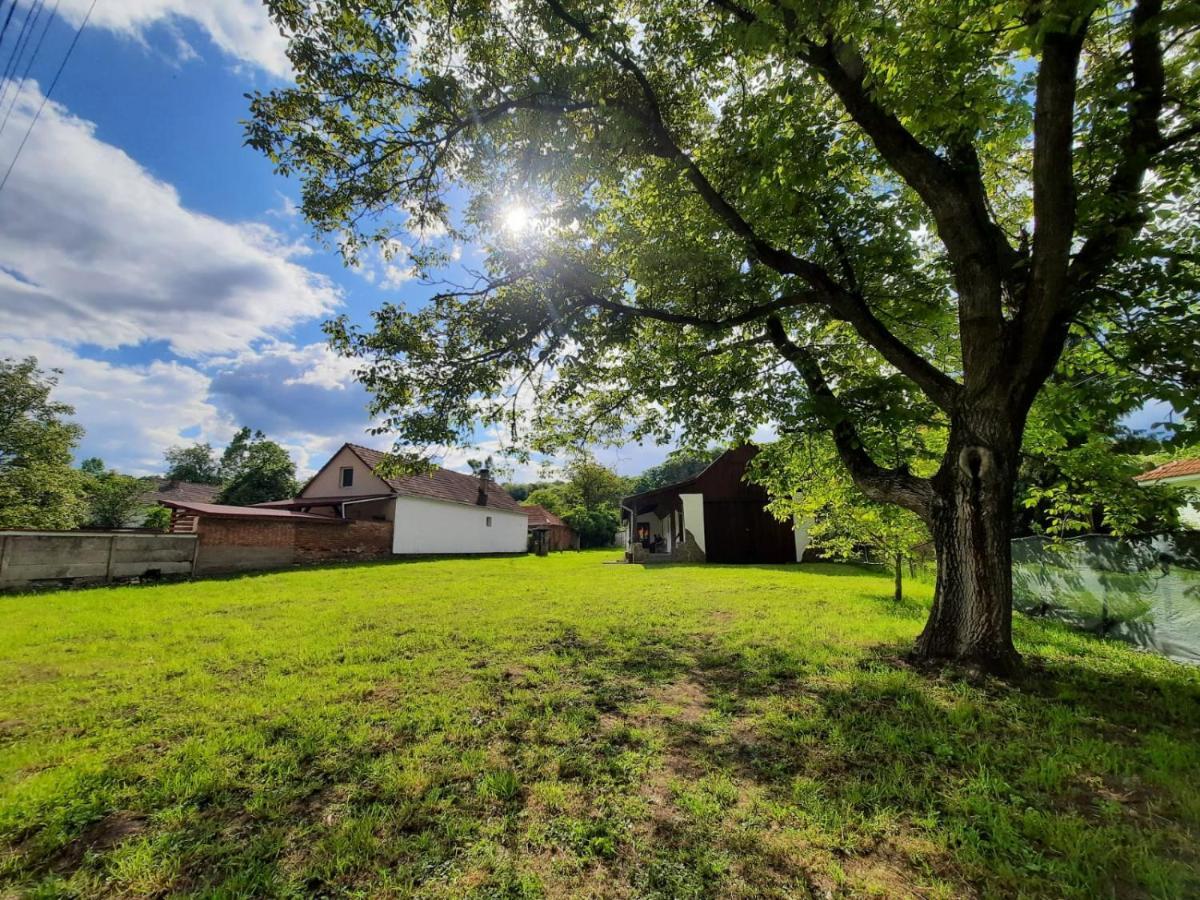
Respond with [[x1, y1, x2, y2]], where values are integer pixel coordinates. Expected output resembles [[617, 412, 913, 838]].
[[621, 446, 760, 505], [297, 444, 394, 498], [347, 444, 525, 514]]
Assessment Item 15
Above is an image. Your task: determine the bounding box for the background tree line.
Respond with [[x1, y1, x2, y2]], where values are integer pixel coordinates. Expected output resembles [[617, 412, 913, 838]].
[[3, 355, 1190, 557], [0, 358, 299, 531]]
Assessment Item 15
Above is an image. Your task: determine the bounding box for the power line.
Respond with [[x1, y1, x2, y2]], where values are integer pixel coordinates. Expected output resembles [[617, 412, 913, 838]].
[[0, 0, 39, 90], [0, 0, 45, 116], [0, 3, 17, 51], [0, 0, 95, 197], [0, 0, 57, 141]]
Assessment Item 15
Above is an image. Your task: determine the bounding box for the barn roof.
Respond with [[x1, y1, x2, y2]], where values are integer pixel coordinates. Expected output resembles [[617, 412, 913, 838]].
[[621, 446, 755, 507]]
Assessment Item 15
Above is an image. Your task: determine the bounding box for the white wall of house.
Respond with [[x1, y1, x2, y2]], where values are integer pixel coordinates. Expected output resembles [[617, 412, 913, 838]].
[[392, 495, 527, 554], [793, 516, 812, 560], [303, 446, 393, 498], [680, 493, 705, 553]]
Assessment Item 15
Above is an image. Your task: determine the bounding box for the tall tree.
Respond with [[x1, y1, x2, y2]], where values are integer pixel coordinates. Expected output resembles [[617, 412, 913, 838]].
[[217, 437, 299, 506], [218, 427, 266, 483], [633, 448, 722, 493], [163, 443, 222, 485], [0, 358, 86, 530], [250, 0, 1200, 672], [81, 461, 154, 529]]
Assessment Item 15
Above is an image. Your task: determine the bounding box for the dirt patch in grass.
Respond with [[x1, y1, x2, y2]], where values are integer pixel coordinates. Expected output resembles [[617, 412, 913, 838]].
[[632, 673, 714, 832], [41, 812, 147, 875]]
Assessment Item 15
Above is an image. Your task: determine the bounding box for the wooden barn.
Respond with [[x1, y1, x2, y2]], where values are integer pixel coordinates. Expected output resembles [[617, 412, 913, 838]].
[[621, 446, 808, 564], [524, 504, 579, 553]]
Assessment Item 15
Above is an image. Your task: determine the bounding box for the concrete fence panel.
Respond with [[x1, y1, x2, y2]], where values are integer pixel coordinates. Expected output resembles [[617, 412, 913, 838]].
[[0, 532, 199, 591]]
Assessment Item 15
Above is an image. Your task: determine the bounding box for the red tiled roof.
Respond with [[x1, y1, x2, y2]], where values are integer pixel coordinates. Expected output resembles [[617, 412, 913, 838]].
[[159, 500, 344, 522], [1134, 458, 1200, 482], [344, 444, 526, 514], [523, 504, 569, 529], [144, 480, 220, 505]]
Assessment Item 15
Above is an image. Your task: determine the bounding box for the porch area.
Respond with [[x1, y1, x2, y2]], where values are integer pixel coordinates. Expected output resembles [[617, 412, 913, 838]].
[[622, 486, 706, 564]]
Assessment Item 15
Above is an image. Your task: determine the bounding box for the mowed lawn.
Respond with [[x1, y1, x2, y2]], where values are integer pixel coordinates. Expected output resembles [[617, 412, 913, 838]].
[[2, 553, 1198, 898]]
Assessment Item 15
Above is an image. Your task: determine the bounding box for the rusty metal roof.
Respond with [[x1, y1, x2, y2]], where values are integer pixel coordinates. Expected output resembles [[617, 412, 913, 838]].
[[159, 500, 345, 522]]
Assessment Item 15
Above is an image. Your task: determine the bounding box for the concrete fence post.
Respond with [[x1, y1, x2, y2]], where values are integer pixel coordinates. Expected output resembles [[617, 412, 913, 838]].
[[0, 535, 8, 582], [105, 533, 117, 583], [189, 532, 200, 579]]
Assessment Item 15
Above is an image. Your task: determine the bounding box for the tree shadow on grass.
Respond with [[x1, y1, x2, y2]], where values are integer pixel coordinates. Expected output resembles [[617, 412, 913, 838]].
[[7, 614, 1198, 899], [594, 618, 1200, 898]]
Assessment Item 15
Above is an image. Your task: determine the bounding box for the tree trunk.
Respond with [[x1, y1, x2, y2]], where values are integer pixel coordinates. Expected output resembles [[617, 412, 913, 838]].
[[893, 551, 903, 604], [914, 434, 1021, 675]]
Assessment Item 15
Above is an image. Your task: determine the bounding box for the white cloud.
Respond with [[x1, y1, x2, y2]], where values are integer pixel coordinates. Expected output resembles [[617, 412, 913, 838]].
[[206, 342, 378, 470], [0, 82, 339, 358], [0, 337, 380, 477], [0, 337, 233, 474], [49, 0, 291, 77]]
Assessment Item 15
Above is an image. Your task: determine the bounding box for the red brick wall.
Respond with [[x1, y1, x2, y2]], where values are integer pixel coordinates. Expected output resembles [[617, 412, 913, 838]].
[[194, 517, 392, 573], [198, 519, 295, 549], [295, 520, 392, 562]]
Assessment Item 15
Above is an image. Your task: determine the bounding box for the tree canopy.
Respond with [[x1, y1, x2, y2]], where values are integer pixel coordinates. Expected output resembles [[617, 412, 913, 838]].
[[250, 0, 1200, 671], [522, 456, 628, 546], [163, 443, 222, 485], [81, 462, 155, 530], [216, 430, 299, 507], [0, 358, 86, 530]]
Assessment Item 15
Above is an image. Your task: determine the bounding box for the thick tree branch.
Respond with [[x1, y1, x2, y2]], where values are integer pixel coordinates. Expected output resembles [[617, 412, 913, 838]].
[[540, 1, 961, 410], [766, 316, 934, 522], [580, 289, 822, 330], [708, 0, 1015, 390], [1028, 19, 1088, 312], [551, 262, 961, 411], [1068, 0, 1165, 296], [1005, 12, 1091, 406]]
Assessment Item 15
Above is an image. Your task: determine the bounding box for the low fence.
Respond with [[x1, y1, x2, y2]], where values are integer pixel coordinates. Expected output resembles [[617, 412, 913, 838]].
[[1012, 532, 1200, 665], [0, 531, 198, 591]]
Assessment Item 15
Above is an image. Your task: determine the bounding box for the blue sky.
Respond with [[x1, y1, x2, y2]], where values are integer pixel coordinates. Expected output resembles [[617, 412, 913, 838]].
[[0, 1, 672, 480]]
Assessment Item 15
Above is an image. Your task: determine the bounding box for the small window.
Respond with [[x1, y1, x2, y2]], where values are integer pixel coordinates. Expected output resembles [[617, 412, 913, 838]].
[[339, 466, 354, 488], [486, 516, 493, 527]]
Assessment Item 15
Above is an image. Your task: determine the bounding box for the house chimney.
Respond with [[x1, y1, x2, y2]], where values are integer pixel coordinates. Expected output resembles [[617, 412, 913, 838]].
[[476, 468, 491, 506]]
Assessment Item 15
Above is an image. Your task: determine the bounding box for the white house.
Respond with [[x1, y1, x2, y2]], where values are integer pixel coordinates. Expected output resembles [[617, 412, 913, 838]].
[[1135, 458, 1200, 529], [257, 443, 529, 554]]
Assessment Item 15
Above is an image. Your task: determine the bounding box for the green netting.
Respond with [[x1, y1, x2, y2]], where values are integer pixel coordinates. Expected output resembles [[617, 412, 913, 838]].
[[1012, 533, 1200, 665]]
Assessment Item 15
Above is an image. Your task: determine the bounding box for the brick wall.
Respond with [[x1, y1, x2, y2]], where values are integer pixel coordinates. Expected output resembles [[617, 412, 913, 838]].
[[195, 516, 393, 574], [199, 519, 295, 549], [295, 520, 392, 563]]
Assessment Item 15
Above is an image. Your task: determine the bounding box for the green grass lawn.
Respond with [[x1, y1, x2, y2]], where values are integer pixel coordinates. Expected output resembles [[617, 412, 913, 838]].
[[2, 552, 1198, 898]]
